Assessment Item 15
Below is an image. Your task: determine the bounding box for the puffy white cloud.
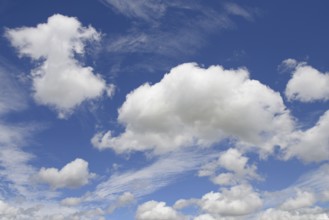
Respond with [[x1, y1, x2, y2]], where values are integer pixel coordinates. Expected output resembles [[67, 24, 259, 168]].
[[136, 200, 183, 220], [38, 158, 94, 189], [285, 110, 329, 162], [6, 14, 111, 117], [199, 184, 262, 217], [92, 63, 294, 155], [198, 148, 259, 186], [172, 184, 262, 218], [280, 190, 315, 210], [285, 60, 329, 102], [258, 207, 329, 220]]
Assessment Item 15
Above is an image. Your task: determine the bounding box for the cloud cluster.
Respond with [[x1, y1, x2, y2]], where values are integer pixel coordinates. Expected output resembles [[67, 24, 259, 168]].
[[141, 184, 262, 219], [92, 63, 294, 155], [38, 158, 94, 189], [284, 60, 329, 102], [259, 207, 329, 220], [6, 14, 112, 117]]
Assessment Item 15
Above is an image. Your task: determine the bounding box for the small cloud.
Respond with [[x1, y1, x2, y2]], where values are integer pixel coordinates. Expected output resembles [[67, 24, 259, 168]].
[[107, 192, 135, 213], [38, 158, 95, 189], [60, 197, 83, 207], [278, 58, 298, 73], [284, 61, 329, 102]]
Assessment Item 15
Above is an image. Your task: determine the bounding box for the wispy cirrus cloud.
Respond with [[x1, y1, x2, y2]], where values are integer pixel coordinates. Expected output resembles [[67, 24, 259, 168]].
[[88, 149, 216, 202], [100, 1, 257, 74]]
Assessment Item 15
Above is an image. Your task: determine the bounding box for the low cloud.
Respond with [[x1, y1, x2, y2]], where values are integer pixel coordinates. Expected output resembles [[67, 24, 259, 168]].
[[285, 60, 329, 102], [38, 158, 95, 189], [136, 200, 183, 220], [198, 148, 260, 186], [92, 63, 294, 155], [6, 14, 112, 118]]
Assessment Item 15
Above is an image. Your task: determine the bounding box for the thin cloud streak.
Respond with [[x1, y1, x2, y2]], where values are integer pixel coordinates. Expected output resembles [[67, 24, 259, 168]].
[[88, 149, 216, 201]]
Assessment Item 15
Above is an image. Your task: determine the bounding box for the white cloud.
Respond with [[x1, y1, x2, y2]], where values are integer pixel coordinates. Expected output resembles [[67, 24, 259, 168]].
[[258, 207, 329, 220], [107, 192, 135, 213], [0, 61, 26, 115], [0, 59, 102, 219], [199, 184, 262, 217], [172, 184, 262, 218], [279, 58, 298, 72], [0, 200, 18, 217], [100, 0, 166, 21], [103, 1, 256, 75], [6, 14, 109, 117], [90, 150, 214, 201], [285, 61, 329, 102], [225, 3, 254, 20], [211, 173, 237, 186], [194, 214, 216, 220], [285, 110, 329, 162], [38, 158, 94, 189], [60, 197, 83, 207], [198, 148, 260, 186], [136, 200, 183, 220], [92, 63, 294, 155], [280, 190, 315, 210]]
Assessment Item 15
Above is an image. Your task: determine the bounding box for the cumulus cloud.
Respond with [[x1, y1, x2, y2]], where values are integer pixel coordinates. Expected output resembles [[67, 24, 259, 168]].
[[198, 148, 259, 186], [38, 158, 94, 189], [199, 184, 262, 217], [92, 63, 294, 155], [136, 200, 183, 220], [285, 110, 329, 162], [285, 60, 329, 102], [280, 190, 315, 210], [173, 184, 262, 218], [6, 14, 112, 117]]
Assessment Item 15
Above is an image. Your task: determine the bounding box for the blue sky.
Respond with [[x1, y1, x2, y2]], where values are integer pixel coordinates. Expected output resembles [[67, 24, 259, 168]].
[[0, 0, 329, 219]]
